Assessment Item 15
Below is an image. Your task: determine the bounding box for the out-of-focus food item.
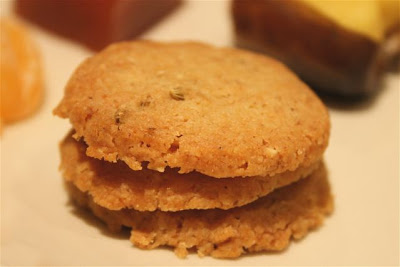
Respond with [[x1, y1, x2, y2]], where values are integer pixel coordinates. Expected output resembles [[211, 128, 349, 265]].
[[232, 0, 400, 96], [15, 0, 182, 50], [54, 40, 333, 258], [0, 17, 43, 125]]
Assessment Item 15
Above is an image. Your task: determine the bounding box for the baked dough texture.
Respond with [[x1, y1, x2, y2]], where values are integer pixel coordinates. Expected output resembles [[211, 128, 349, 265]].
[[54, 41, 330, 178], [55, 40, 333, 259], [66, 163, 333, 259], [60, 131, 320, 211]]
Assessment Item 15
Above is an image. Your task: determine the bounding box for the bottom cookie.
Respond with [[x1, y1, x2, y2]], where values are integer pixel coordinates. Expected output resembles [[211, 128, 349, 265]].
[[66, 163, 333, 259]]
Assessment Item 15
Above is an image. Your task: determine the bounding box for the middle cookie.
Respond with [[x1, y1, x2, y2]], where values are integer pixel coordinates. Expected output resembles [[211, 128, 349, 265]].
[[60, 131, 320, 212]]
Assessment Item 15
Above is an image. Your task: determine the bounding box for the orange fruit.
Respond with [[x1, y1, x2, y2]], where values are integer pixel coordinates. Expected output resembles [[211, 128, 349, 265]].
[[0, 17, 43, 125]]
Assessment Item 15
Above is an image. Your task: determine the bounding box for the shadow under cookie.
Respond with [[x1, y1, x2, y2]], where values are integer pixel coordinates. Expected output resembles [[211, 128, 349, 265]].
[[65, 162, 333, 259]]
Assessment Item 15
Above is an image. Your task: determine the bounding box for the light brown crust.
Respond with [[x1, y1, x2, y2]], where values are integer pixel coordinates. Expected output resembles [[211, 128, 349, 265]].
[[60, 131, 320, 211], [54, 41, 330, 178], [66, 163, 333, 259]]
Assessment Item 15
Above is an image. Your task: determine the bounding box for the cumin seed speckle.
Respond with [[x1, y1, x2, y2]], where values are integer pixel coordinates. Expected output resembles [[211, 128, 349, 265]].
[[170, 87, 185, 101]]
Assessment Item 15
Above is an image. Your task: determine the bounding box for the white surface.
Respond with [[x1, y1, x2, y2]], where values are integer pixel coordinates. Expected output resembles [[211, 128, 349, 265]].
[[1, 0, 399, 266]]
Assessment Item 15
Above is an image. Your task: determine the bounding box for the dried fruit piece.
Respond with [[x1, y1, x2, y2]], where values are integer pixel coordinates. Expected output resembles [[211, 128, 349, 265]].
[[0, 17, 43, 124]]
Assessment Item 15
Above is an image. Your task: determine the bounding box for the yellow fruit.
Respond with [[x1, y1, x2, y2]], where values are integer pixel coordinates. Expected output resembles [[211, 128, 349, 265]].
[[0, 17, 43, 124], [303, 0, 400, 42]]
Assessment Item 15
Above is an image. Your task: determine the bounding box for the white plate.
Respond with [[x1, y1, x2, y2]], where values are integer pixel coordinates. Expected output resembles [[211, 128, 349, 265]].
[[1, 0, 399, 265]]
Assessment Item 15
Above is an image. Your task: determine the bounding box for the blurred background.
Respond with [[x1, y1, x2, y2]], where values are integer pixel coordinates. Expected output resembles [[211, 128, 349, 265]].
[[1, 0, 399, 265]]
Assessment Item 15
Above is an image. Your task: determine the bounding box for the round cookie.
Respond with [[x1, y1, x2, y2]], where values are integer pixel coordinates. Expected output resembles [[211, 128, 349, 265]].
[[66, 162, 333, 259], [60, 130, 320, 211], [54, 41, 330, 178]]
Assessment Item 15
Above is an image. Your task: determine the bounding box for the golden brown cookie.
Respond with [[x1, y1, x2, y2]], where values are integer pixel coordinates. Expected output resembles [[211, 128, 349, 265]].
[[60, 130, 320, 211], [66, 162, 333, 259], [54, 41, 330, 178]]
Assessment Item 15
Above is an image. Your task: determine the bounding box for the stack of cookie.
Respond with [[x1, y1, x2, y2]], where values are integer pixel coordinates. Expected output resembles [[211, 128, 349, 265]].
[[54, 41, 333, 258]]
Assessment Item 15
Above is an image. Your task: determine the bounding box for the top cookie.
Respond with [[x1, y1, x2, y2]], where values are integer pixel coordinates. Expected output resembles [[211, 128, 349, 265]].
[[54, 41, 329, 178]]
